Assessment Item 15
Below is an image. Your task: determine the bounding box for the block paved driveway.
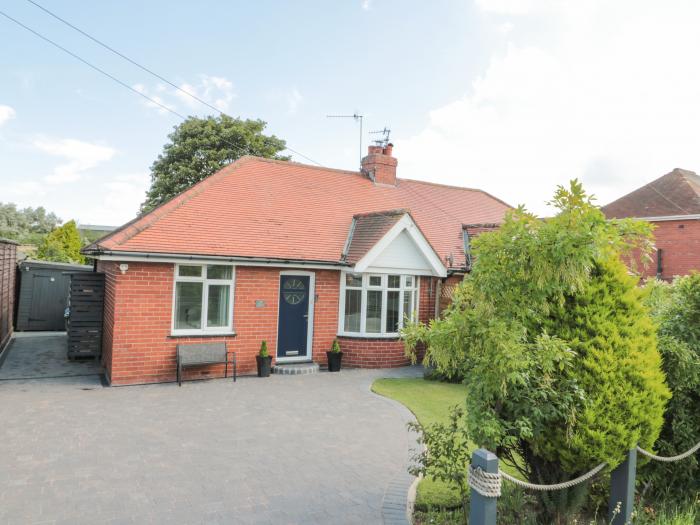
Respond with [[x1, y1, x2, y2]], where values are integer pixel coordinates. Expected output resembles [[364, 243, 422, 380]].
[[0, 335, 421, 525]]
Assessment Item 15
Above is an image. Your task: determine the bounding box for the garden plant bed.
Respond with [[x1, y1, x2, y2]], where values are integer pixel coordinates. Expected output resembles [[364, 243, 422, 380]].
[[371, 377, 699, 525]]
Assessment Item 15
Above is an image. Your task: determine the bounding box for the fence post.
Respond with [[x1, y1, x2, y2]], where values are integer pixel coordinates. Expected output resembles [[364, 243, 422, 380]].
[[469, 448, 499, 525], [609, 448, 637, 525]]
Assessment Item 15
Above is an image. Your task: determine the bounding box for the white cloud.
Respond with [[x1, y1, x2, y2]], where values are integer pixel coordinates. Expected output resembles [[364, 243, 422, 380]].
[[33, 138, 116, 184], [4, 181, 45, 197], [286, 88, 303, 115], [397, 1, 700, 215], [135, 75, 236, 115], [133, 83, 177, 115], [93, 173, 149, 224], [174, 75, 236, 112], [361, 0, 372, 10], [0, 105, 16, 126]]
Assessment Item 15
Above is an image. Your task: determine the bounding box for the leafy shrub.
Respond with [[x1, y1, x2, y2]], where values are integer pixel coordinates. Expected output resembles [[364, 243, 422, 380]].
[[641, 274, 700, 502], [330, 339, 341, 353], [403, 181, 670, 522], [36, 220, 85, 264], [409, 406, 472, 523], [259, 340, 269, 357]]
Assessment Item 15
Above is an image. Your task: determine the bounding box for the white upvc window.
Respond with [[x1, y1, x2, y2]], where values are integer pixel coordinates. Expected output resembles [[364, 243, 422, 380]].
[[338, 272, 419, 337], [171, 264, 235, 335]]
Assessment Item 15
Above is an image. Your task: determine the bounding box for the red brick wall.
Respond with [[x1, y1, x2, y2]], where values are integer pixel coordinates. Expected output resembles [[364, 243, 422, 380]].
[[0, 240, 17, 355], [98, 261, 342, 385], [641, 219, 700, 280], [98, 263, 444, 384]]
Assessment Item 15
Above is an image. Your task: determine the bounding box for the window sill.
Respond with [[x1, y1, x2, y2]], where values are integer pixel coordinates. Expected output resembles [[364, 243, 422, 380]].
[[337, 333, 401, 340], [168, 332, 237, 339]]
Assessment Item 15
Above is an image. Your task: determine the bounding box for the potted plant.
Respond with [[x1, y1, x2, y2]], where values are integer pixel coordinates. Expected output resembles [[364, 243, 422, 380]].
[[256, 341, 272, 377], [326, 339, 343, 372]]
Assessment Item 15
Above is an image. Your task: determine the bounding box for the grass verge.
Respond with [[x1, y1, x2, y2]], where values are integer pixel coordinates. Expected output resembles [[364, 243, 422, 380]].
[[371, 377, 467, 510]]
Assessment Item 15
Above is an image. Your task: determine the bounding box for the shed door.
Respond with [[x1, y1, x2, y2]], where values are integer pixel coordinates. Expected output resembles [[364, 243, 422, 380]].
[[27, 272, 67, 331]]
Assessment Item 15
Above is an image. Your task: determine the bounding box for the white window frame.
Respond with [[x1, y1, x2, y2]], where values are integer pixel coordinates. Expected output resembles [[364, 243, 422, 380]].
[[338, 271, 420, 338], [171, 263, 235, 336]]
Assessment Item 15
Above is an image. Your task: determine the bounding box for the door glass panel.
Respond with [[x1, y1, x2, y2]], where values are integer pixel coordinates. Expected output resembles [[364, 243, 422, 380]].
[[344, 289, 361, 332], [174, 282, 203, 329], [386, 290, 400, 332], [366, 290, 382, 333], [283, 278, 306, 305], [207, 284, 230, 328], [207, 265, 232, 280], [178, 265, 202, 277]]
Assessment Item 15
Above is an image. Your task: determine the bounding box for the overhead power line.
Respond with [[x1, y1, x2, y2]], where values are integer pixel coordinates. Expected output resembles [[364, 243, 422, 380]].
[[25, 0, 322, 166], [0, 9, 189, 121], [5, 3, 322, 165], [25, 0, 228, 117]]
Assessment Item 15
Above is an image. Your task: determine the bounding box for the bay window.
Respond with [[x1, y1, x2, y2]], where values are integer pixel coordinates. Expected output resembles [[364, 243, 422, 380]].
[[339, 273, 419, 336], [172, 264, 234, 335]]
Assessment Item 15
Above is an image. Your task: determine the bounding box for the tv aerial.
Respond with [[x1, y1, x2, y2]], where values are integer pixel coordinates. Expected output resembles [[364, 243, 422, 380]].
[[369, 127, 391, 148], [326, 113, 364, 167]]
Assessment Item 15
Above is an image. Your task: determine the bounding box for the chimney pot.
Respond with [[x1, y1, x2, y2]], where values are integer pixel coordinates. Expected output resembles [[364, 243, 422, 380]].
[[361, 144, 398, 186]]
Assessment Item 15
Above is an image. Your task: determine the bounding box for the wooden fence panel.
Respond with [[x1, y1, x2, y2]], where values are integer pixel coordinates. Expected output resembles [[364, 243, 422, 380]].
[[66, 272, 105, 360], [0, 239, 17, 357]]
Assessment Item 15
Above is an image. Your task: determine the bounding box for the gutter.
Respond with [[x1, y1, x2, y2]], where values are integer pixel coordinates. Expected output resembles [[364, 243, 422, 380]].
[[630, 214, 700, 222], [84, 248, 350, 269]]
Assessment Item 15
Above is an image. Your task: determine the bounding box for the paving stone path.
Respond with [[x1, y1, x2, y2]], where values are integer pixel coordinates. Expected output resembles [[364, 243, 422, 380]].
[[0, 335, 421, 524], [0, 333, 102, 380]]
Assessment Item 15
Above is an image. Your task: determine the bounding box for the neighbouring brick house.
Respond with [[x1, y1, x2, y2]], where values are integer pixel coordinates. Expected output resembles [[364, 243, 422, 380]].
[[602, 168, 700, 281], [83, 145, 510, 385]]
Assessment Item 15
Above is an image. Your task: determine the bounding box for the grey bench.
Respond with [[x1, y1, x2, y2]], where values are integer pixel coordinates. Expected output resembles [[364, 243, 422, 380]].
[[176, 342, 236, 386]]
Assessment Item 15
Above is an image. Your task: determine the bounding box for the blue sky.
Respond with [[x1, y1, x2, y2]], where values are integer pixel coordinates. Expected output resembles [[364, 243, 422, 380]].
[[2, 1, 700, 225]]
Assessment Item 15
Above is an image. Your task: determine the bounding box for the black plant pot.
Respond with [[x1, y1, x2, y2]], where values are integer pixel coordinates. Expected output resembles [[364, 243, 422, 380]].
[[256, 355, 272, 377], [326, 351, 343, 372]]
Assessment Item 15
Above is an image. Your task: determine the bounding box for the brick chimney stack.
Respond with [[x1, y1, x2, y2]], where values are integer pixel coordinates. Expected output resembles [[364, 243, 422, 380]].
[[361, 143, 397, 186]]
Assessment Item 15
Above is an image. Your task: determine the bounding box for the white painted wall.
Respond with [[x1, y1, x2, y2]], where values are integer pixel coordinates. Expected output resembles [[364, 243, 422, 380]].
[[365, 230, 434, 273]]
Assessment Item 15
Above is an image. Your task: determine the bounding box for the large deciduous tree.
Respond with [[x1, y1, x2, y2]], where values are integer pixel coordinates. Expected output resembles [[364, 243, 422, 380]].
[[403, 181, 670, 522], [0, 203, 60, 244], [141, 115, 288, 212]]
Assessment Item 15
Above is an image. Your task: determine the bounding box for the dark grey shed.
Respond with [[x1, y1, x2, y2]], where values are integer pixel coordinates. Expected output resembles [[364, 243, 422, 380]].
[[15, 259, 92, 331]]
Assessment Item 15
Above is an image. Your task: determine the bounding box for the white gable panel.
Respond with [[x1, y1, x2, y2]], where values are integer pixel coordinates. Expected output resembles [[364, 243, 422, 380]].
[[366, 230, 434, 273]]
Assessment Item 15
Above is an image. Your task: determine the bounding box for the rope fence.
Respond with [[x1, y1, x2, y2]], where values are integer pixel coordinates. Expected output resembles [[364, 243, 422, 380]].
[[467, 440, 700, 525], [637, 441, 700, 463]]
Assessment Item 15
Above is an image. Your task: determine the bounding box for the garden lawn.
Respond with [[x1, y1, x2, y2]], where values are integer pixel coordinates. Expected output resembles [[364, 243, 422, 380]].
[[372, 378, 467, 510]]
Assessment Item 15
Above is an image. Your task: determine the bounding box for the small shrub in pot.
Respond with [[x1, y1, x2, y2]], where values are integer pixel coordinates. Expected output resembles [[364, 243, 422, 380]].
[[256, 340, 272, 377], [326, 339, 343, 372]]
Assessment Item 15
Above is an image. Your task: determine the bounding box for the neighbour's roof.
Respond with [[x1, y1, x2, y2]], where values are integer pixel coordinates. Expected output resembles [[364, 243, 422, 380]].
[[602, 168, 700, 218], [86, 156, 511, 270]]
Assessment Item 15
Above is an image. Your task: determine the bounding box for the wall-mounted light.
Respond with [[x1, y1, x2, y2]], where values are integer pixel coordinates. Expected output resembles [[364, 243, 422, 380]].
[[119, 263, 129, 274]]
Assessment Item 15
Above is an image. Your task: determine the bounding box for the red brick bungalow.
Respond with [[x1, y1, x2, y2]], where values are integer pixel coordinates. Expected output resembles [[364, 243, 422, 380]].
[[602, 168, 700, 280], [83, 145, 510, 385]]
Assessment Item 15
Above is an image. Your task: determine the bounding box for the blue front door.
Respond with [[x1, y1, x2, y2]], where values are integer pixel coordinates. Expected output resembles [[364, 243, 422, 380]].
[[277, 275, 310, 359]]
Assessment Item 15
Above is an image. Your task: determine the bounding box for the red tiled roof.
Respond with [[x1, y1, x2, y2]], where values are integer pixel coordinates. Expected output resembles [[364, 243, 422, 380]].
[[602, 168, 700, 218], [89, 156, 511, 269], [343, 209, 406, 264]]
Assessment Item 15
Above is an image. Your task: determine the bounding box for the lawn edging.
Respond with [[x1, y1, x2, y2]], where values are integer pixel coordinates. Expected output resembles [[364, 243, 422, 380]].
[[369, 378, 425, 525]]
